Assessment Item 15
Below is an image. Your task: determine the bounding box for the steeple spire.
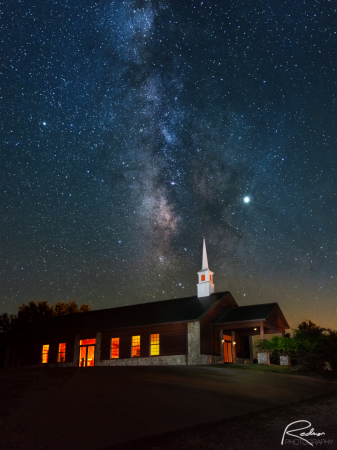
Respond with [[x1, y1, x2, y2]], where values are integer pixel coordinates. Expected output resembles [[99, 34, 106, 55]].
[[197, 239, 214, 297], [202, 238, 209, 270]]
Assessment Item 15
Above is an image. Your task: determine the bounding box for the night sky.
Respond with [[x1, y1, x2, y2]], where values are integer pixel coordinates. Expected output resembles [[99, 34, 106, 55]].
[[1, 0, 336, 328]]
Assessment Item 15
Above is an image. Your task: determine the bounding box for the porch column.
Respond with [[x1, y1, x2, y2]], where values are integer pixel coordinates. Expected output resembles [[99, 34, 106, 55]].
[[249, 336, 253, 361], [220, 330, 224, 363], [231, 331, 236, 363], [281, 331, 285, 337], [260, 325, 264, 340]]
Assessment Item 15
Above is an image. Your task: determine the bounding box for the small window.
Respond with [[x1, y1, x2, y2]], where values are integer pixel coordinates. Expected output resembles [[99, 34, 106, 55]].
[[210, 274, 212, 281], [42, 345, 49, 363], [58, 343, 66, 362], [201, 274, 205, 281], [150, 334, 160, 356], [111, 338, 120, 359], [132, 336, 140, 357]]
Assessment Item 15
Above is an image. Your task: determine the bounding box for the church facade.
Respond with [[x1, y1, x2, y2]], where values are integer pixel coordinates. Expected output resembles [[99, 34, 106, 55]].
[[6, 240, 289, 368]]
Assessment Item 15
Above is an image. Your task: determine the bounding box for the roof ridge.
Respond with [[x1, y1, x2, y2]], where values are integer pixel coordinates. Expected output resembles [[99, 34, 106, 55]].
[[73, 291, 230, 314], [234, 302, 278, 308]]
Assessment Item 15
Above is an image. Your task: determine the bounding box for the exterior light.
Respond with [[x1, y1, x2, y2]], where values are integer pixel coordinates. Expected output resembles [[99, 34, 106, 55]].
[[221, 339, 224, 343], [233, 341, 236, 345], [254, 328, 257, 331]]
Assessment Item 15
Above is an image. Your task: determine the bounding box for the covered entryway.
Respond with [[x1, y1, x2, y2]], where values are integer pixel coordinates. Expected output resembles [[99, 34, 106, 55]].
[[213, 303, 289, 363], [79, 339, 96, 367]]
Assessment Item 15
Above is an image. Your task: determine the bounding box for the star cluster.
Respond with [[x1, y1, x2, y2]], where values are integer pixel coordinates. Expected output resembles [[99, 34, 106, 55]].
[[1, 0, 336, 328]]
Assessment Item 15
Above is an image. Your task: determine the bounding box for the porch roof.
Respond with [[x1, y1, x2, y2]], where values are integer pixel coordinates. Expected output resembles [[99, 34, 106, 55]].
[[214, 302, 289, 329]]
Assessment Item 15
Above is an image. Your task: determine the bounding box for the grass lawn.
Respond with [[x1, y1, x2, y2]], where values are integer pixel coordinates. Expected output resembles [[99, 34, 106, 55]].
[[211, 362, 336, 380]]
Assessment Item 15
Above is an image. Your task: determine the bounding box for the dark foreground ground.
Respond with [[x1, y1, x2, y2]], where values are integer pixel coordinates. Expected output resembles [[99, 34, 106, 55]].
[[0, 365, 336, 450]]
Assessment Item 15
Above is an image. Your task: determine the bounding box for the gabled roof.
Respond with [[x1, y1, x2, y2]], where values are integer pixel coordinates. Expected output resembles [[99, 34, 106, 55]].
[[13, 292, 235, 340], [214, 302, 288, 327]]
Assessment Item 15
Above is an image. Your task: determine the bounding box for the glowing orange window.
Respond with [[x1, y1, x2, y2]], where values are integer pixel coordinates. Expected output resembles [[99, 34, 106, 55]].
[[58, 343, 66, 362], [132, 336, 140, 357], [80, 339, 96, 345], [42, 345, 49, 363], [210, 275, 212, 281], [150, 334, 159, 356], [111, 338, 119, 359], [201, 275, 205, 281]]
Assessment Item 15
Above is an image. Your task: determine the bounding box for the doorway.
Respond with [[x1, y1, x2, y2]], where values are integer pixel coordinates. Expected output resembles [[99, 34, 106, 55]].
[[79, 339, 96, 367], [223, 334, 232, 363]]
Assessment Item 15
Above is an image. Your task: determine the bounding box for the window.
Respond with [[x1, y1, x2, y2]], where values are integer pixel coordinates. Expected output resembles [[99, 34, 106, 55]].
[[80, 339, 96, 345], [201, 274, 205, 281], [150, 334, 159, 356], [42, 345, 49, 363], [132, 336, 140, 357], [111, 338, 119, 359], [58, 343, 66, 363]]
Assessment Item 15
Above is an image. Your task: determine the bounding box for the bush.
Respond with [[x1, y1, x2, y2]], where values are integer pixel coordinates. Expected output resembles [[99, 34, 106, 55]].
[[254, 320, 337, 375]]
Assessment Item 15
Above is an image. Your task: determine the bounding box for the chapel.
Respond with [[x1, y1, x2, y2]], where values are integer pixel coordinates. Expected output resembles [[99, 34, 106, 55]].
[[6, 240, 289, 368]]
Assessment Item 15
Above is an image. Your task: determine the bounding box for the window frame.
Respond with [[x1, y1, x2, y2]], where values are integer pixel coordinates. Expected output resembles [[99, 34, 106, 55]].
[[57, 343, 66, 363], [150, 334, 160, 356], [111, 337, 120, 359], [42, 344, 49, 364], [131, 335, 141, 358]]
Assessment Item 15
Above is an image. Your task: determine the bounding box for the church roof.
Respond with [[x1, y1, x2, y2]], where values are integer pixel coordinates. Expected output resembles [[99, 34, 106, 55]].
[[12, 291, 236, 340]]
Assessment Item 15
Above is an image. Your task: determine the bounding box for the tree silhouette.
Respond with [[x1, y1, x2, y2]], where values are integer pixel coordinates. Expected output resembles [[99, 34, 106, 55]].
[[0, 300, 91, 367]]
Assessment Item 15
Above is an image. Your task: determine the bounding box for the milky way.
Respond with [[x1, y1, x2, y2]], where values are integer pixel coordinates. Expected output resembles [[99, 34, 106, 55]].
[[1, 0, 337, 328]]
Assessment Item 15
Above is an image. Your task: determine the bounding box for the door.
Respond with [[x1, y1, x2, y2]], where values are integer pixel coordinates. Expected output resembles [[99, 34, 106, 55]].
[[223, 334, 232, 363], [79, 345, 95, 367]]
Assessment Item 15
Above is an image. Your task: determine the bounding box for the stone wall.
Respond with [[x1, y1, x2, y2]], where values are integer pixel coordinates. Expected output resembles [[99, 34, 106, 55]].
[[73, 335, 79, 367], [187, 322, 200, 365], [43, 362, 75, 368], [233, 357, 253, 364], [13, 362, 75, 369], [198, 354, 212, 365], [187, 321, 214, 365], [94, 332, 101, 363], [97, 355, 186, 366]]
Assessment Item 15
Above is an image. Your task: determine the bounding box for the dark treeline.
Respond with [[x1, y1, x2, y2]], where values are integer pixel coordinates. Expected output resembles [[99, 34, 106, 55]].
[[0, 300, 90, 367]]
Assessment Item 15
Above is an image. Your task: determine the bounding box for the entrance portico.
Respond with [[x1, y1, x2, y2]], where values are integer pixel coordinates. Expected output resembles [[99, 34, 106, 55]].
[[212, 303, 289, 363]]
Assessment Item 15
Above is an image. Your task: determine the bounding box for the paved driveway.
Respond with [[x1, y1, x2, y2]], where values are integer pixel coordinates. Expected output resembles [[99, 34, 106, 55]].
[[7, 366, 335, 450]]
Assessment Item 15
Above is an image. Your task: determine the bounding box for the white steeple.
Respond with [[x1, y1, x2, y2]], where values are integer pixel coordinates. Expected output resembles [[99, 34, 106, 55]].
[[202, 238, 208, 270], [197, 239, 214, 297]]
